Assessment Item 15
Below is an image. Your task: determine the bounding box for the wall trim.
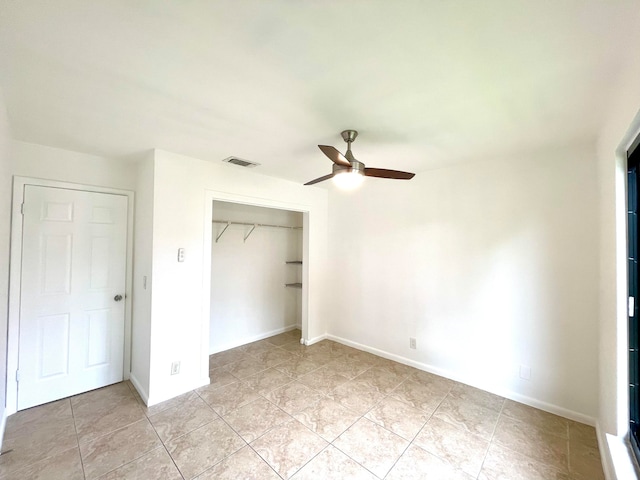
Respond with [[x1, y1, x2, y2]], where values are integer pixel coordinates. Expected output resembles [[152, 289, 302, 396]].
[[128, 372, 149, 406], [0, 408, 6, 451], [327, 333, 596, 426], [6, 176, 135, 415]]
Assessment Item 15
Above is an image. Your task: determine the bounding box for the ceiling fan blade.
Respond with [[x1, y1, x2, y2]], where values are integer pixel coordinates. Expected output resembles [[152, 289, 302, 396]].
[[364, 168, 415, 180], [318, 145, 351, 167], [304, 173, 335, 185]]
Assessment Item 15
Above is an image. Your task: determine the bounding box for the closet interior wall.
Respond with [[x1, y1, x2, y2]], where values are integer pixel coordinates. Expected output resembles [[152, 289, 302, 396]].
[[210, 201, 302, 354]]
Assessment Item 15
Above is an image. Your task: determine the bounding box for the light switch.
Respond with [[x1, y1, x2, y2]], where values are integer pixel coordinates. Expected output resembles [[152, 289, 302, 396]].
[[177, 248, 185, 262]]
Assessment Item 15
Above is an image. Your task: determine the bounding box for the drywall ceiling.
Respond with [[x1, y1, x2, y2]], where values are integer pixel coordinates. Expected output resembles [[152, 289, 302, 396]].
[[0, 1, 637, 184]]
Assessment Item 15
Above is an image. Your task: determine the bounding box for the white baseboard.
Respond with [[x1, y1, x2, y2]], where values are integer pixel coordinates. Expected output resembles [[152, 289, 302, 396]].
[[210, 324, 300, 355], [0, 407, 6, 452], [305, 333, 327, 346], [326, 333, 596, 426], [128, 372, 149, 405]]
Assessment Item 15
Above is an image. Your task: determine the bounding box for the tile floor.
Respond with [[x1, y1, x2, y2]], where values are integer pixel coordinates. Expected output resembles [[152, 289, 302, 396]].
[[0, 329, 604, 479]]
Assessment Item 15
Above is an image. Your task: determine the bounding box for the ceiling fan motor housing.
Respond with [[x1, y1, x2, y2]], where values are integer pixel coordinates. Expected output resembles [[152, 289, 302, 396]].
[[333, 160, 364, 175]]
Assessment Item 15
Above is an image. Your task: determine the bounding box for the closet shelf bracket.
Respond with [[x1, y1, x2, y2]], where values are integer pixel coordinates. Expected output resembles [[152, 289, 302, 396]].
[[244, 224, 257, 243], [215, 221, 231, 243]]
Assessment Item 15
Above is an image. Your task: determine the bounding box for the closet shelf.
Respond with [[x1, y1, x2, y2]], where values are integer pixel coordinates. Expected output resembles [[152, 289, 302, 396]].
[[213, 220, 302, 243], [285, 283, 303, 289]]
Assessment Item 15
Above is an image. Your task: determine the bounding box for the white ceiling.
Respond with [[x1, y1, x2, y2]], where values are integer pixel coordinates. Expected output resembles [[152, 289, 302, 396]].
[[0, 1, 637, 184]]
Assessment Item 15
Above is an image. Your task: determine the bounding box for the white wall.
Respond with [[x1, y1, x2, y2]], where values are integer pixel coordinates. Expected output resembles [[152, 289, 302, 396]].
[[210, 201, 302, 353], [130, 153, 155, 401], [326, 142, 600, 421], [145, 150, 328, 405], [0, 89, 12, 438], [10, 140, 137, 191]]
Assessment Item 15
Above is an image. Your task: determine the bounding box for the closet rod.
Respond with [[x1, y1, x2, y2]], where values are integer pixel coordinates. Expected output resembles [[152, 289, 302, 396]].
[[213, 220, 301, 243]]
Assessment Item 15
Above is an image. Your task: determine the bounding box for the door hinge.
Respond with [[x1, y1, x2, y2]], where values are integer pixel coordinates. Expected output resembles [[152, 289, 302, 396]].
[[630, 296, 636, 318], [20, 203, 24, 215], [15, 370, 19, 382]]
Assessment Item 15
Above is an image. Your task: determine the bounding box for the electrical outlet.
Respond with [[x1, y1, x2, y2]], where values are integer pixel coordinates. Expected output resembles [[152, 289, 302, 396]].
[[171, 361, 180, 375], [519, 365, 531, 380], [177, 248, 185, 262], [409, 337, 417, 349]]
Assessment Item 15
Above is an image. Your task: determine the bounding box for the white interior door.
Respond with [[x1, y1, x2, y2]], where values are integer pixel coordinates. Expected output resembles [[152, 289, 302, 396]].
[[17, 185, 128, 410]]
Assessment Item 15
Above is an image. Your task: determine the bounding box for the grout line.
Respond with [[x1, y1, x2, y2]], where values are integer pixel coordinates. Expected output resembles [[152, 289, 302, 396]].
[[69, 398, 88, 480]]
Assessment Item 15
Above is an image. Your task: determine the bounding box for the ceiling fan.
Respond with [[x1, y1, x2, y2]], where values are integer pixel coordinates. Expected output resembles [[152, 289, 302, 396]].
[[305, 130, 415, 188]]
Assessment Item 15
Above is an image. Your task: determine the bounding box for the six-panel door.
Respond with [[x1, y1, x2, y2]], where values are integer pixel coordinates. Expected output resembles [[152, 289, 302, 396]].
[[18, 185, 127, 410]]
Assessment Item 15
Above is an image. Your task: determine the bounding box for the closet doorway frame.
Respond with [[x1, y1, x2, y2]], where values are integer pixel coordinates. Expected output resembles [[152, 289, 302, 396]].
[[201, 190, 311, 362]]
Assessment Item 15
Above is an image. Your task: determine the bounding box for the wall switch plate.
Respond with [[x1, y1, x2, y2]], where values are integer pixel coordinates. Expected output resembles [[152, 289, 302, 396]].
[[409, 337, 417, 349], [519, 365, 531, 380], [171, 361, 180, 375], [177, 248, 185, 262]]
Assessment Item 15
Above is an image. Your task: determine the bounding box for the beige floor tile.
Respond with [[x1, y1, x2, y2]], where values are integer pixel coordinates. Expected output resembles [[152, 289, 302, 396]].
[[148, 395, 218, 442], [478, 443, 570, 480], [448, 383, 505, 413], [327, 379, 385, 415], [333, 417, 409, 479], [143, 389, 200, 417], [266, 381, 325, 415], [433, 395, 500, 440], [568, 441, 604, 479], [244, 367, 294, 395], [354, 366, 406, 394], [274, 356, 322, 378], [0, 447, 84, 480], [240, 339, 279, 356], [208, 367, 239, 390], [493, 415, 569, 472], [223, 397, 292, 442], [280, 342, 308, 356], [223, 355, 270, 379], [72, 384, 144, 444], [386, 444, 474, 480], [166, 418, 245, 479], [413, 416, 489, 477], [326, 357, 373, 379], [297, 365, 350, 395], [291, 445, 378, 479], [70, 382, 132, 409], [0, 416, 78, 478], [250, 348, 296, 368], [374, 359, 415, 378], [198, 381, 260, 416], [409, 370, 454, 391], [99, 446, 182, 480], [209, 348, 247, 369], [194, 446, 281, 479], [251, 418, 328, 479], [501, 400, 568, 438], [74, 397, 144, 445], [80, 419, 161, 479], [568, 420, 598, 448], [4, 399, 72, 438], [365, 396, 430, 440], [267, 332, 300, 346], [389, 379, 450, 414], [293, 396, 361, 442]]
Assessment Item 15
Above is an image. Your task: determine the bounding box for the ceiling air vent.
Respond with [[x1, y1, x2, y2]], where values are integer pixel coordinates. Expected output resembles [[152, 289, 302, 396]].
[[221, 156, 260, 168]]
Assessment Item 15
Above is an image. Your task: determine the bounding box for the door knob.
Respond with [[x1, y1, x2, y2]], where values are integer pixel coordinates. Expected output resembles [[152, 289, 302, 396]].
[[114, 294, 123, 302]]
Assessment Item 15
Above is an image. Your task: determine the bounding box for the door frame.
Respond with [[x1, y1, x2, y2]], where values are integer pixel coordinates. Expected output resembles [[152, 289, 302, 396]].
[[7, 176, 135, 415]]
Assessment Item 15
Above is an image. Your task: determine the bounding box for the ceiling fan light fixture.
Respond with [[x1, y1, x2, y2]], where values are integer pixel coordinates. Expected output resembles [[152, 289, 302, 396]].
[[332, 170, 364, 190]]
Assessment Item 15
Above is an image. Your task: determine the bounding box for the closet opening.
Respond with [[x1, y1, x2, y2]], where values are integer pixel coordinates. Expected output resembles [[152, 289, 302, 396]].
[[209, 200, 304, 355]]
